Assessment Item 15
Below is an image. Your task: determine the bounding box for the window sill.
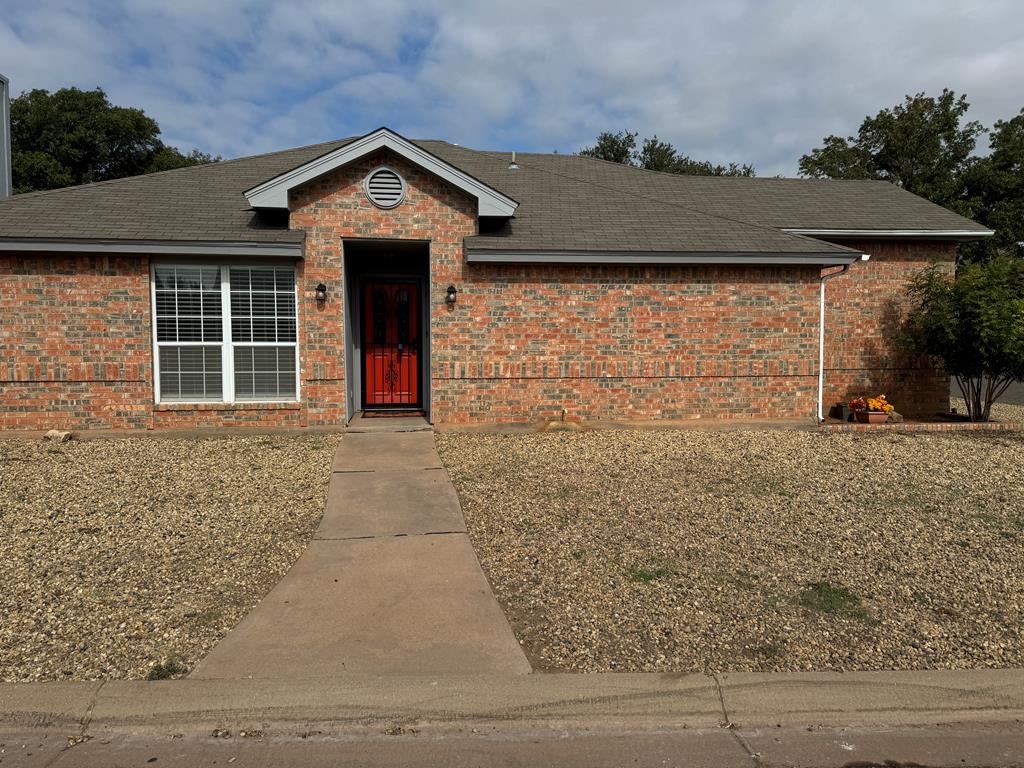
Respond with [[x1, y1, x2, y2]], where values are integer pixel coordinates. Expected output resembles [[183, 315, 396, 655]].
[[156, 402, 302, 412]]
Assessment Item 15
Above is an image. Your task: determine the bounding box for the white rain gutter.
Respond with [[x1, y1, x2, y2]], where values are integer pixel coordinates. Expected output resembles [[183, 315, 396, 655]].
[[818, 254, 870, 422], [783, 228, 994, 240]]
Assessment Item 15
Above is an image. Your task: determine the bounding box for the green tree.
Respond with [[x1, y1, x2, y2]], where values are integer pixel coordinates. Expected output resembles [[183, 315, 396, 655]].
[[11, 87, 219, 193], [798, 90, 985, 215], [901, 256, 1024, 421], [578, 130, 638, 165], [962, 109, 1024, 260], [637, 136, 677, 171], [146, 146, 220, 173], [580, 131, 755, 176]]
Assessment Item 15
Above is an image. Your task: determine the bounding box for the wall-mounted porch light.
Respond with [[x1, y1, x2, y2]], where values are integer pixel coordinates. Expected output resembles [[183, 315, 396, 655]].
[[445, 284, 459, 304], [315, 283, 328, 303]]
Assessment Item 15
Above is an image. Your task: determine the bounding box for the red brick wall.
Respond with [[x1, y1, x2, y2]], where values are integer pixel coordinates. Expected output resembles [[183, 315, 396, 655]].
[[821, 239, 954, 418], [289, 155, 824, 424], [430, 263, 821, 423], [289, 149, 478, 426], [0, 150, 479, 433], [151, 403, 306, 429], [0, 158, 959, 431], [0, 254, 153, 430]]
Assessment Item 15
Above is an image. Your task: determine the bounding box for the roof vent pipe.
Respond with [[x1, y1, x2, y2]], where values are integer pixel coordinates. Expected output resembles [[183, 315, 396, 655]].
[[508, 151, 519, 170], [817, 253, 870, 422], [0, 74, 10, 198]]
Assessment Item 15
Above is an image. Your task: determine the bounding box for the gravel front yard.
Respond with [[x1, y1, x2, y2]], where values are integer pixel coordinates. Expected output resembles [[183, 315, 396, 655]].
[[952, 397, 1024, 424], [438, 427, 1024, 673], [0, 433, 340, 682]]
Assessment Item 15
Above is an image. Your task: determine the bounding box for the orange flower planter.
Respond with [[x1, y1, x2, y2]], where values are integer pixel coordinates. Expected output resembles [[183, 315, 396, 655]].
[[854, 411, 888, 424]]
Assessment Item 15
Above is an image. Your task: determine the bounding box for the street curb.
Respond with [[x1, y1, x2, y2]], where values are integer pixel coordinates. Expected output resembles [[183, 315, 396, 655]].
[[3, 669, 1024, 734]]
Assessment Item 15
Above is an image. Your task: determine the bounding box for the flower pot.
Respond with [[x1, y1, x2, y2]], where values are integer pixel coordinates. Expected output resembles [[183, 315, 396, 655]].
[[854, 410, 887, 424]]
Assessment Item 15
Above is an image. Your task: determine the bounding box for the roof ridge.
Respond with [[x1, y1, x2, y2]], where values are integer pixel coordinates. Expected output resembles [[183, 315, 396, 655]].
[[562, 153, 885, 184], [507, 155, 859, 254], [0, 136, 359, 204], [472, 150, 907, 186], [546, 151, 770, 182]]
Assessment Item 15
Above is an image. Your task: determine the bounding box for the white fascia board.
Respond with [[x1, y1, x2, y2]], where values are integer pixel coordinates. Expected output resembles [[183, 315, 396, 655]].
[[0, 238, 304, 257], [244, 127, 519, 217], [466, 250, 860, 266], [782, 228, 994, 240]]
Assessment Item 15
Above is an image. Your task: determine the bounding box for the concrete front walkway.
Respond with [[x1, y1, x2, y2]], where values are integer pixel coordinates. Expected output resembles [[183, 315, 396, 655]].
[[191, 430, 530, 678]]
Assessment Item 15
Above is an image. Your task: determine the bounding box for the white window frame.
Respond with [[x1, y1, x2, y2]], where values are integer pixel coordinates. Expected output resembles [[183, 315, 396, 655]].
[[151, 262, 301, 405]]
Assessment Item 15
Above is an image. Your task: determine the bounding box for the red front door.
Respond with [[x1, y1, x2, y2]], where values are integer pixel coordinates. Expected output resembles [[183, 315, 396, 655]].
[[362, 282, 420, 408]]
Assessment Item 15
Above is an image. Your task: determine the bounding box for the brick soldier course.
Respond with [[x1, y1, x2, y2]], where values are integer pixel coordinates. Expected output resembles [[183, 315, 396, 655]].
[[0, 128, 991, 430]]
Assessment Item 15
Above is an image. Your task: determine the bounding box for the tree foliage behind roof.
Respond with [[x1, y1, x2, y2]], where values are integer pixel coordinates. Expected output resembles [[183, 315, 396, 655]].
[[963, 108, 1024, 258], [798, 89, 983, 213], [799, 89, 1023, 261], [11, 87, 220, 194], [579, 130, 756, 177]]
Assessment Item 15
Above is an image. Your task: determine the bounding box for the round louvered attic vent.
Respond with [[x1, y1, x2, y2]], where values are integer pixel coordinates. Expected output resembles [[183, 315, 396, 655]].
[[363, 166, 406, 209]]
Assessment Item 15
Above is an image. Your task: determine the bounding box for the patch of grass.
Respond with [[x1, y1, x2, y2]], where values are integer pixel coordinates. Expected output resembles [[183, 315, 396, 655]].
[[519, 522, 540, 539], [626, 563, 675, 584], [146, 657, 188, 681], [719, 568, 759, 590], [193, 605, 226, 629], [859, 486, 935, 514], [977, 510, 1024, 539], [544, 483, 603, 504], [797, 581, 877, 625], [911, 589, 960, 618], [743, 642, 784, 660], [974, 510, 1002, 526], [798, 581, 859, 613], [704, 473, 796, 500]]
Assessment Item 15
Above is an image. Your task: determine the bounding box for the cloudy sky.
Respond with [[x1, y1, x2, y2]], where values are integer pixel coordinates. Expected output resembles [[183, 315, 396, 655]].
[[2, 0, 1022, 176]]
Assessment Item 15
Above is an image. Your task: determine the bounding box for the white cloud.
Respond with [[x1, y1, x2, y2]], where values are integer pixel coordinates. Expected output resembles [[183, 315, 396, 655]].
[[1, 0, 1022, 174]]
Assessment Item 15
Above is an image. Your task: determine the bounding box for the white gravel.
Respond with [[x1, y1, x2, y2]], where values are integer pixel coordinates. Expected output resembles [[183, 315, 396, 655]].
[[0, 433, 340, 682], [438, 428, 1024, 673]]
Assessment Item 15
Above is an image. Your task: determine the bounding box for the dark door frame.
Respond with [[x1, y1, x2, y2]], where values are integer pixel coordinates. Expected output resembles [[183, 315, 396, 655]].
[[341, 239, 431, 423]]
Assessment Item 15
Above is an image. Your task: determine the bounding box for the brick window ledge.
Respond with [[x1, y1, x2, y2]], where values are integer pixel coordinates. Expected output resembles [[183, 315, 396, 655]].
[[155, 402, 302, 412]]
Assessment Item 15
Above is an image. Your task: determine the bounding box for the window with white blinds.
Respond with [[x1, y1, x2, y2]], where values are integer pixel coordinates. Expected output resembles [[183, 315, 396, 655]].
[[152, 265, 299, 403]]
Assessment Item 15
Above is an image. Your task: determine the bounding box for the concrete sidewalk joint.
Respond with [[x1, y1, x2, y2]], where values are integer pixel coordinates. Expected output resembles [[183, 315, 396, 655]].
[[711, 672, 759, 763], [315, 532, 468, 544]]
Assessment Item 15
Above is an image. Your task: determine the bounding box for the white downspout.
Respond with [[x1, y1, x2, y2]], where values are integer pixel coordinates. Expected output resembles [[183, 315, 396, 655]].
[[818, 254, 870, 422]]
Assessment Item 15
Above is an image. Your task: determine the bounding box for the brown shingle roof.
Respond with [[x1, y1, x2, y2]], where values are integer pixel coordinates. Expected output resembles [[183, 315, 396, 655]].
[[0, 135, 989, 254]]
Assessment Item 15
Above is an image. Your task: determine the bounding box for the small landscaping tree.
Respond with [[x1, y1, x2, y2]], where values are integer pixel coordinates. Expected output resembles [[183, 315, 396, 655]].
[[902, 256, 1024, 421]]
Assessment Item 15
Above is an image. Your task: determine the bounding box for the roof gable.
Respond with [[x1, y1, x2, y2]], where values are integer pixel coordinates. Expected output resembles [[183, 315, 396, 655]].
[[243, 127, 519, 217]]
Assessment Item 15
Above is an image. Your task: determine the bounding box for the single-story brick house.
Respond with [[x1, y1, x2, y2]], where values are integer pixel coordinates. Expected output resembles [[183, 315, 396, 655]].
[[0, 126, 992, 430]]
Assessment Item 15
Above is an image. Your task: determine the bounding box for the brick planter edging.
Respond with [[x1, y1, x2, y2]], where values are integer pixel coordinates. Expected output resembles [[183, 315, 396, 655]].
[[819, 421, 1022, 433]]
